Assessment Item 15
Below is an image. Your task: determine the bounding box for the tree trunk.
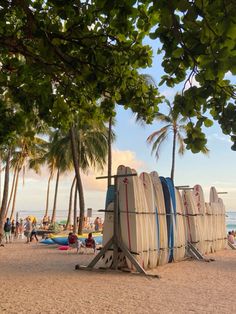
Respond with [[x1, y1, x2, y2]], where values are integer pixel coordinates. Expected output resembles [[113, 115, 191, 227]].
[[73, 181, 78, 234], [170, 130, 177, 181], [107, 116, 112, 188], [0, 149, 11, 244], [70, 125, 85, 235], [44, 170, 53, 218], [6, 165, 18, 217], [51, 168, 60, 224], [10, 166, 21, 221], [65, 176, 76, 230]]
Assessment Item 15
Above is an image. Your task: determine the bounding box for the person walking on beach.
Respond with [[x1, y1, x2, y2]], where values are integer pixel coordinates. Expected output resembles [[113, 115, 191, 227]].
[[30, 225, 38, 242], [11, 220, 16, 241], [4, 218, 11, 243], [24, 217, 32, 243]]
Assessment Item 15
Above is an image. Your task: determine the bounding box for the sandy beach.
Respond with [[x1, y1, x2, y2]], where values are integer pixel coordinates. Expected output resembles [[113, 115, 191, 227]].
[[0, 240, 235, 314]]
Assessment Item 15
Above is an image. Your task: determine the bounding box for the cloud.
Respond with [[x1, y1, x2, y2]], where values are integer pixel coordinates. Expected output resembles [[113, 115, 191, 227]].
[[81, 149, 146, 191], [22, 149, 146, 193], [208, 133, 231, 143]]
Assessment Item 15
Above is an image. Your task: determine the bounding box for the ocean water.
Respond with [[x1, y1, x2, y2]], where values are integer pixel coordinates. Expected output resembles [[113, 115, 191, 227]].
[[15, 209, 103, 224], [226, 211, 236, 232]]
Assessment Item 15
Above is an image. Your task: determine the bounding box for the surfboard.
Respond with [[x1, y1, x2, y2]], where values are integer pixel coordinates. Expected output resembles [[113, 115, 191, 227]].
[[174, 188, 187, 261], [193, 185, 206, 254], [160, 177, 174, 262], [182, 190, 201, 251], [133, 170, 149, 269], [209, 187, 219, 252], [118, 166, 145, 270], [150, 171, 169, 266], [218, 197, 227, 250], [140, 172, 158, 268]]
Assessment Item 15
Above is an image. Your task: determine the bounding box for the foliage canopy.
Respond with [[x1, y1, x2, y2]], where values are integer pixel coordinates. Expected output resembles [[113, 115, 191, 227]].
[[0, 0, 235, 151]]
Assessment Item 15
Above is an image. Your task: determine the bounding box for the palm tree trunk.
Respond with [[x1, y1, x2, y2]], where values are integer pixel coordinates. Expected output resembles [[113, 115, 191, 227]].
[[9, 166, 21, 221], [70, 125, 85, 235], [51, 168, 60, 224], [65, 176, 76, 230], [170, 130, 177, 181], [0, 149, 11, 244], [6, 166, 18, 217], [73, 181, 78, 233], [107, 116, 112, 187], [44, 170, 53, 218]]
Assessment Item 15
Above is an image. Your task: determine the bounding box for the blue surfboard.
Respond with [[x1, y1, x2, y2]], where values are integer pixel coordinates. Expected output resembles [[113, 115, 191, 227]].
[[160, 177, 174, 262], [165, 177, 177, 224]]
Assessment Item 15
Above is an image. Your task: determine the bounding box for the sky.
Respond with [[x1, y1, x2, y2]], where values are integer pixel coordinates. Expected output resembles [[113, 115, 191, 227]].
[[2, 37, 236, 220]]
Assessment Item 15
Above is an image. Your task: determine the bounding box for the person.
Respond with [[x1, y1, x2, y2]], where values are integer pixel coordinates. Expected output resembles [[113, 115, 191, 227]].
[[4, 218, 11, 243], [30, 225, 38, 242], [85, 232, 96, 252], [68, 232, 79, 252], [15, 220, 20, 239], [18, 218, 24, 239], [24, 217, 32, 243], [94, 217, 100, 232], [11, 220, 15, 241], [228, 231, 235, 244]]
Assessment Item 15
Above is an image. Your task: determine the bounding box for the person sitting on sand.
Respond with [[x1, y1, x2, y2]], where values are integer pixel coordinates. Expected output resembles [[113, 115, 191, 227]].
[[228, 231, 235, 244], [85, 232, 96, 252]]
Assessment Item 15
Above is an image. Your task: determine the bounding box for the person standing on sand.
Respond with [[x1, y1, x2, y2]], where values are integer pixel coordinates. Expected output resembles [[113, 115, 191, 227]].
[[19, 219, 24, 239], [94, 217, 100, 232], [24, 217, 32, 243], [4, 218, 11, 243]]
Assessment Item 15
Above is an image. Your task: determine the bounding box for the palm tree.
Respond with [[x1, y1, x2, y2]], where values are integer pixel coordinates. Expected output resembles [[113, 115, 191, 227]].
[[70, 118, 109, 234], [8, 135, 47, 221], [146, 99, 208, 180], [47, 130, 74, 224]]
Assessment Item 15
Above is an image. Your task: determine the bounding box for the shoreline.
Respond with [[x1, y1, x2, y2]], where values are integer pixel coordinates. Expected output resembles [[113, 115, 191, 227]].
[[0, 240, 236, 313]]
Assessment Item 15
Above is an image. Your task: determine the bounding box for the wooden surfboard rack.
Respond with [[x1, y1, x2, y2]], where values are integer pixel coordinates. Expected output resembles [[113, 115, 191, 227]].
[[228, 240, 236, 250], [75, 173, 160, 278], [187, 241, 215, 262]]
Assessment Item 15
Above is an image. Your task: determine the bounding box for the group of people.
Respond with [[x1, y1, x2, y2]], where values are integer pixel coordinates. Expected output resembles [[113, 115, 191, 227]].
[[228, 230, 236, 245], [68, 232, 96, 253], [3, 217, 38, 244]]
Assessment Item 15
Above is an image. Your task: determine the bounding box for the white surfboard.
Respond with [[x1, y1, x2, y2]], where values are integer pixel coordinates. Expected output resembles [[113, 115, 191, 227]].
[[140, 172, 158, 268], [118, 165, 145, 270], [182, 190, 201, 251], [174, 188, 187, 261], [193, 185, 207, 254], [150, 171, 169, 265]]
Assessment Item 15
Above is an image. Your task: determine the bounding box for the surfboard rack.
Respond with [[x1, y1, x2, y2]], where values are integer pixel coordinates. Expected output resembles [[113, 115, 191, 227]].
[[228, 240, 236, 250], [75, 173, 158, 278], [187, 241, 215, 262]]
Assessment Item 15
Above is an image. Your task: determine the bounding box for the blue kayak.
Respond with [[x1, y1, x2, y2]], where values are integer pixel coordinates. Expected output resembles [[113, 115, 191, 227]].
[[40, 238, 55, 245]]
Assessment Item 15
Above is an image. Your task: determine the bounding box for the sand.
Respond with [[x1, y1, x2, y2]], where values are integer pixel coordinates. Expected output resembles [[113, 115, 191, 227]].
[[0, 240, 235, 314]]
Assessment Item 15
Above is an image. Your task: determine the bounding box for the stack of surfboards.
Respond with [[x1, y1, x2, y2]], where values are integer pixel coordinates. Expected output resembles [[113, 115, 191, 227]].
[[102, 166, 227, 270], [209, 187, 227, 251]]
